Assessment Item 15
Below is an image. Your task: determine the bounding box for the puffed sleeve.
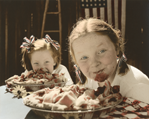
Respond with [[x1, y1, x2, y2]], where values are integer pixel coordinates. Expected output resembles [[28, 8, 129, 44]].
[[53, 64, 74, 85], [126, 83, 149, 103], [118, 64, 149, 103]]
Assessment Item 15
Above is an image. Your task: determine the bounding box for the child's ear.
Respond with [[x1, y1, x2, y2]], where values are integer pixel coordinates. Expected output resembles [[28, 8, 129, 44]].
[[53, 62, 56, 66]]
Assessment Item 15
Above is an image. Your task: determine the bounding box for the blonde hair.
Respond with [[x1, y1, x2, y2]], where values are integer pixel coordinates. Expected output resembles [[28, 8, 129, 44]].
[[21, 39, 61, 71], [68, 18, 128, 84]]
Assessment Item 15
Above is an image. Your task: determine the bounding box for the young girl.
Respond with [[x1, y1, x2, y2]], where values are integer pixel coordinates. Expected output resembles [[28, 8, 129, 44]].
[[21, 34, 73, 86], [68, 18, 149, 103]]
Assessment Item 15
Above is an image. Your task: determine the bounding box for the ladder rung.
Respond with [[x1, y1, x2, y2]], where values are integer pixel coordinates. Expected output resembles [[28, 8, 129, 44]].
[[44, 30, 59, 33], [47, 12, 59, 14]]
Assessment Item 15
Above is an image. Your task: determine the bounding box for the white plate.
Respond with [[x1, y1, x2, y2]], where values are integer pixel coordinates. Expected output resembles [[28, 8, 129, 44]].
[[23, 97, 122, 114], [13, 82, 66, 91], [14, 82, 66, 87]]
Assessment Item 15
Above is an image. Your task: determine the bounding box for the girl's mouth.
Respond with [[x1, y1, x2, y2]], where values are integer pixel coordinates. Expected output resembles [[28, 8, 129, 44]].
[[94, 70, 109, 82], [94, 69, 104, 74]]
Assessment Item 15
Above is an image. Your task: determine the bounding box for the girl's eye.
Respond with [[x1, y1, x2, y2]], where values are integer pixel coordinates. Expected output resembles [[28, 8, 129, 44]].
[[81, 56, 88, 60], [34, 63, 38, 65], [45, 61, 49, 63], [98, 49, 106, 54]]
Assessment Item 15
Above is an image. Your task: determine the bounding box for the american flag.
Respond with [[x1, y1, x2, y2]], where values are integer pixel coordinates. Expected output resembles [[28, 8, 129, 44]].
[[80, 0, 126, 38]]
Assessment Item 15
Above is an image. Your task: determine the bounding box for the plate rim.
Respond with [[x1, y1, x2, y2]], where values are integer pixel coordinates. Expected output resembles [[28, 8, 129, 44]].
[[23, 97, 123, 113], [13, 82, 66, 86]]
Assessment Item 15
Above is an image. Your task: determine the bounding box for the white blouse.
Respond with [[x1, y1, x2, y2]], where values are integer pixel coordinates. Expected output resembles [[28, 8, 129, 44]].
[[83, 64, 149, 103], [52, 64, 74, 85]]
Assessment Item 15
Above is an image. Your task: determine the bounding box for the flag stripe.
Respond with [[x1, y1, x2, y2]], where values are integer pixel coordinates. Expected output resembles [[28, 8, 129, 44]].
[[107, 0, 112, 25], [112, 0, 115, 26], [89, 8, 93, 17], [118, 0, 122, 30], [81, 8, 85, 18], [85, 8, 89, 18], [93, 8, 97, 18], [97, 8, 100, 19], [114, 0, 118, 29], [121, 0, 126, 38], [104, 7, 107, 22], [100, 7, 105, 20]]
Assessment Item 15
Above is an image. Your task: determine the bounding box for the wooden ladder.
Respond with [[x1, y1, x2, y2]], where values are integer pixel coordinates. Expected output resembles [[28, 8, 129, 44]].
[[41, 0, 62, 46]]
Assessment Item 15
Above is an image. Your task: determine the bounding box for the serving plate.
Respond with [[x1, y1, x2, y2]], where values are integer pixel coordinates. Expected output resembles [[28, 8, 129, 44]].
[[13, 82, 65, 92], [25, 99, 121, 113], [23, 98, 122, 119]]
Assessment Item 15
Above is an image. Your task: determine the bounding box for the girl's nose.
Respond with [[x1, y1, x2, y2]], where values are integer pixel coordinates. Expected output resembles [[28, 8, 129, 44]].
[[39, 64, 46, 69], [91, 55, 101, 68], [40, 65, 49, 72], [95, 62, 101, 67]]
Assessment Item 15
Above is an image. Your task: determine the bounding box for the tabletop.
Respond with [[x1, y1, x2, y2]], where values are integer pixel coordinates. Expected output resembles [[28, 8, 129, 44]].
[[1, 85, 149, 119], [0, 85, 44, 119]]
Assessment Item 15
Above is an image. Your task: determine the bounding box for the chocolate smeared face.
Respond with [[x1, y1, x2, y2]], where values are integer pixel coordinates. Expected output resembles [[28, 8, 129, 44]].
[[95, 72, 109, 82], [72, 32, 118, 82]]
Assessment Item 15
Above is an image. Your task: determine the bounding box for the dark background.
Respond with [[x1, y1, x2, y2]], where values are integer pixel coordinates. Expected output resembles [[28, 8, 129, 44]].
[[0, 0, 149, 86]]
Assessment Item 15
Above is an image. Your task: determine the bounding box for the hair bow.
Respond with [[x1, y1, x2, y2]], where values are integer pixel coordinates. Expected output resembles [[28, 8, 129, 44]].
[[44, 34, 60, 50], [118, 54, 127, 67], [20, 35, 35, 53], [74, 64, 83, 84]]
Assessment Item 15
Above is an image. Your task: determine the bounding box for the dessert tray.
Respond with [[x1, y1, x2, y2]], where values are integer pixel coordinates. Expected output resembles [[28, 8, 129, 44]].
[[24, 98, 122, 119], [13, 82, 66, 92], [23, 80, 123, 119], [5, 69, 67, 92], [5, 69, 67, 98], [24, 97, 122, 113]]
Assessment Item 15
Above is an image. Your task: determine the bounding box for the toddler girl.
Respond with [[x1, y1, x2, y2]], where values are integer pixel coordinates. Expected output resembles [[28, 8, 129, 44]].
[[68, 18, 149, 103], [21, 34, 73, 85]]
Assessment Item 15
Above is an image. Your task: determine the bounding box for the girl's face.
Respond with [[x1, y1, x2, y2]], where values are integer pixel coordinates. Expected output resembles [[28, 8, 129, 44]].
[[30, 49, 55, 74], [72, 32, 118, 82]]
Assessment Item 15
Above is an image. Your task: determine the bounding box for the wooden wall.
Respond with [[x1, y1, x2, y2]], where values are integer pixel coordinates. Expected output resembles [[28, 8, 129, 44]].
[[0, 0, 48, 86], [125, 0, 149, 76], [0, 0, 80, 86]]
